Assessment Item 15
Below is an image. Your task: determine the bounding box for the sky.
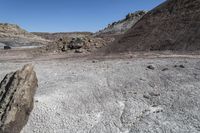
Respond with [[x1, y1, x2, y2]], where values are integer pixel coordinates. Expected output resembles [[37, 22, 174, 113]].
[[0, 0, 165, 32]]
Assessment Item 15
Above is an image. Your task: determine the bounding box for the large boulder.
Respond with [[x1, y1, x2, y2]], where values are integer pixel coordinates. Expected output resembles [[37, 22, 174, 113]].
[[0, 64, 38, 133]]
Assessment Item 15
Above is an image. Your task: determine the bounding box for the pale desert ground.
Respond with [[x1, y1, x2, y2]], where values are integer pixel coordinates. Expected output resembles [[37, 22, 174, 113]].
[[0, 52, 200, 133]]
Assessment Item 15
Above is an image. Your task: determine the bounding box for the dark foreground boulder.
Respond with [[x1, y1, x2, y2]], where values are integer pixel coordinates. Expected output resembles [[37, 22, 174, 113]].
[[0, 64, 38, 133]]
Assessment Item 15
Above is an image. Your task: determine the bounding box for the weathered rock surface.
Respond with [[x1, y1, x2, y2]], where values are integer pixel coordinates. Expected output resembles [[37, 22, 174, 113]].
[[104, 0, 200, 53], [95, 11, 147, 37], [0, 64, 38, 133]]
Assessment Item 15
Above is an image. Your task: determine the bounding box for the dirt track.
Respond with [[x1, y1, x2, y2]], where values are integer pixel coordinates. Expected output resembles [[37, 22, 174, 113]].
[[0, 53, 200, 133]]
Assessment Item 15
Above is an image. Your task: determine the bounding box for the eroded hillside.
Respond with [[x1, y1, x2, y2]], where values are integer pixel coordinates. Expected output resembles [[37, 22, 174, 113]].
[[103, 0, 200, 54], [95, 11, 147, 37], [0, 23, 48, 48]]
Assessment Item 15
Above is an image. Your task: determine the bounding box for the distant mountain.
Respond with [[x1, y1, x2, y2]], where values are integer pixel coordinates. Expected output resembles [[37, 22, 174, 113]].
[[103, 0, 200, 53], [0, 23, 48, 48], [95, 11, 147, 37], [32, 32, 93, 40]]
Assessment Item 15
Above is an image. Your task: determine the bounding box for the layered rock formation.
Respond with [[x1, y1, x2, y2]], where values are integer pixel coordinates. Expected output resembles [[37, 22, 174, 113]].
[[0, 64, 38, 133], [95, 10, 147, 37], [0, 23, 48, 47], [104, 0, 200, 53]]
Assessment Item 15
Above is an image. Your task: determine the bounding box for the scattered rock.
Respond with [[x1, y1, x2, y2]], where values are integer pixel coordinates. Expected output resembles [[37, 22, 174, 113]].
[[75, 49, 83, 53], [149, 92, 160, 97], [143, 94, 150, 99], [0, 64, 38, 133], [92, 60, 98, 63], [87, 49, 91, 52], [162, 68, 169, 71], [147, 65, 155, 70], [61, 45, 68, 52], [179, 65, 185, 68], [139, 78, 146, 81], [174, 65, 185, 68], [152, 105, 158, 107], [59, 38, 63, 42]]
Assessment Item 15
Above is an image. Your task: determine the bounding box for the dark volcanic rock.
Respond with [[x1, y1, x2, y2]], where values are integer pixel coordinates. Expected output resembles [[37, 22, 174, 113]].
[[104, 0, 200, 53], [0, 64, 38, 133]]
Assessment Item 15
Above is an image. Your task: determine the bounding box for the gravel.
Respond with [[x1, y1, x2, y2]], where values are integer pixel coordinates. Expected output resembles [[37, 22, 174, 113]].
[[0, 57, 200, 133]]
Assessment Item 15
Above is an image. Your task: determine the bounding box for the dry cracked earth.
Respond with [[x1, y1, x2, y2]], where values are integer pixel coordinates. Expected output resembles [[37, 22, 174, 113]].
[[0, 55, 200, 133]]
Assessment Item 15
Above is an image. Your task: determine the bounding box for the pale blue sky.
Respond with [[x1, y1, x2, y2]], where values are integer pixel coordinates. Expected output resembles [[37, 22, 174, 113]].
[[0, 0, 166, 32]]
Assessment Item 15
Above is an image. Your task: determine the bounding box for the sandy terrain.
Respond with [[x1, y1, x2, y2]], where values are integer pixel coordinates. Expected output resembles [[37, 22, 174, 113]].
[[0, 55, 200, 133]]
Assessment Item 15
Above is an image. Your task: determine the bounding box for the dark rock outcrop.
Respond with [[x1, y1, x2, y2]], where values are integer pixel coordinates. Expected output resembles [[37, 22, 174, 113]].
[[0, 64, 38, 133], [104, 0, 200, 53]]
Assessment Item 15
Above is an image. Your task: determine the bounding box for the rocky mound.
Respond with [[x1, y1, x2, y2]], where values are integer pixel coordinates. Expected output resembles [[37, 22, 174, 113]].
[[31, 32, 114, 54], [42, 36, 113, 54], [0, 64, 38, 133], [95, 10, 146, 37], [104, 0, 200, 54], [0, 23, 48, 47]]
